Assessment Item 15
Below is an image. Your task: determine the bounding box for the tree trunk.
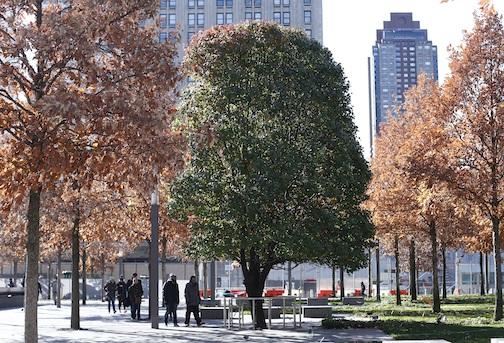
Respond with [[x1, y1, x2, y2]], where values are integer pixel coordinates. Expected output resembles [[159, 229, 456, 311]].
[[376, 245, 381, 302], [287, 262, 292, 296], [485, 253, 490, 294], [339, 267, 345, 301], [442, 246, 447, 300], [13, 260, 18, 286], [331, 265, 336, 297], [57, 248, 62, 308], [480, 251, 486, 296], [81, 247, 87, 305], [394, 236, 401, 306], [100, 254, 105, 303], [47, 262, 51, 300], [161, 237, 167, 284], [203, 262, 208, 298], [240, 249, 270, 329], [25, 188, 42, 343], [492, 216, 503, 320], [368, 248, 372, 298], [71, 213, 80, 330], [409, 239, 417, 301], [194, 259, 200, 282], [429, 221, 441, 313]]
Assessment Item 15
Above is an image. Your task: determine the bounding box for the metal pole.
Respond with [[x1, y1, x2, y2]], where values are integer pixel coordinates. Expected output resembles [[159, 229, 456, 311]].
[[57, 249, 62, 308], [150, 190, 160, 329]]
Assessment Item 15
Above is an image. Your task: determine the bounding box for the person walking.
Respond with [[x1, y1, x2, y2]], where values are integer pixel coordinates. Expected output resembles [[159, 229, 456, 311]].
[[117, 275, 127, 312], [51, 277, 58, 305], [8, 278, 15, 287], [163, 274, 180, 326], [129, 277, 143, 320], [360, 281, 366, 298], [104, 278, 117, 314], [126, 273, 137, 317], [184, 275, 202, 327]]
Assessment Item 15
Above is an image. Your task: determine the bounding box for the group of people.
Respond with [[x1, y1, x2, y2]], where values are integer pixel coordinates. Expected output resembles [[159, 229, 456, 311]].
[[103, 273, 144, 319], [102, 273, 203, 326], [162, 274, 203, 327]]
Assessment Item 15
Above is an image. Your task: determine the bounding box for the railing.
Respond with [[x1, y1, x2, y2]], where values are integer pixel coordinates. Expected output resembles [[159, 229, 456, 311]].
[[222, 296, 302, 330]]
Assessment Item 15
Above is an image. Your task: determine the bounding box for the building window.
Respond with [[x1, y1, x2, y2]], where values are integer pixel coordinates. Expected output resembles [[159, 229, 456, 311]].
[[283, 0, 290, 6], [245, 12, 252, 20], [226, 13, 233, 24], [160, 0, 167, 10], [274, 0, 281, 6], [217, 13, 224, 24], [254, 12, 262, 20], [159, 32, 168, 42], [304, 10, 311, 24], [188, 13, 195, 27], [197, 13, 204, 27], [160, 14, 167, 28], [188, 0, 195, 9], [245, 0, 252, 7], [197, 0, 204, 8], [169, 13, 176, 28], [226, 0, 233, 6], [217, 0, 224, 7], [254, 0, 261, 7], [283, 12, 290, 26], [273, 12, 281, 24], [305, 29, 312, 38], [169, 0, 176, 9], [304, 0, 311, 4], [188, 31, 195, 43]]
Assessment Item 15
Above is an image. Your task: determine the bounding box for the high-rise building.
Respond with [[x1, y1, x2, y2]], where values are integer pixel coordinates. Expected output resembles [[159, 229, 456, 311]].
[[159, 0, 323, 62], [371, 13, 438, 135]]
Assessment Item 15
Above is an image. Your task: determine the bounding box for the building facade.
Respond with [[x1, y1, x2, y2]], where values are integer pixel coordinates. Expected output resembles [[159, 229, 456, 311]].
[[159, 0, 323, 62], [372, 12, 438, 135]]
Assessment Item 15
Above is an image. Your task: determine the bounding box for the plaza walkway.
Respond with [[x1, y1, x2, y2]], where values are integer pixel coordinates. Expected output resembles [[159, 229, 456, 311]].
[[0, 300, 392, 342]]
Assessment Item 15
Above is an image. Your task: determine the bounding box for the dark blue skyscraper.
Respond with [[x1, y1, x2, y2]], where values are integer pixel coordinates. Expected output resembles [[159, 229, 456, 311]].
[[372, 13, 438, 135]]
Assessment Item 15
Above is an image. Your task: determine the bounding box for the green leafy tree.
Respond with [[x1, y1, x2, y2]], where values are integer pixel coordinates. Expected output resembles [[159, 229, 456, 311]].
[[170, 22, 372, 328]]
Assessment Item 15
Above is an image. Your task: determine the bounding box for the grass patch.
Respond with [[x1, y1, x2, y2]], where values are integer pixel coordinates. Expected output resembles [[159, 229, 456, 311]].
[[327, 295, 504, 343]]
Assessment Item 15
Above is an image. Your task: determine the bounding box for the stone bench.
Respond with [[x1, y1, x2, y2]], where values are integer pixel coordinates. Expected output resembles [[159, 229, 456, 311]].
[[302, 305, 333, 318], [342, 297, 365, 306], [0, 288, 24, 309], [263, 306, 282, 319], [200, 307, 226, 320], [271, 297, 296, 307], [491, 340, 504, 343], [307, 297, 328, 306]]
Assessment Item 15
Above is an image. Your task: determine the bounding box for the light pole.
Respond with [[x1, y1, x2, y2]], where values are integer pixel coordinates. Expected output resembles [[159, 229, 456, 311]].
[[150, 189, 159, 329]]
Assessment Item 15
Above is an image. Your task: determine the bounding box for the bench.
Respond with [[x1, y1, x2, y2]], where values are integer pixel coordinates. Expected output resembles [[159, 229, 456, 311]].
[[302, 305, 332, 318], [383, 340, 452, 343], [342, 297, 364, 306], [307, 297, 328, 306], [201, 299, 220, 307], [263, 307, 282, 319], [271, 297, 295, 307], [200, 306, 226, 320], [0, 288, 24, 309]]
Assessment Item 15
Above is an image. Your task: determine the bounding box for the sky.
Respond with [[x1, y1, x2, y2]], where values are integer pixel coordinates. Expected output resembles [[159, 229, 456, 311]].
[[322, 0, 504, 159]]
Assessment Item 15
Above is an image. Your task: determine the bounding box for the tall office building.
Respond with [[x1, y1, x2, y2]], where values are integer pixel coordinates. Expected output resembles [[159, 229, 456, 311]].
[[371, 13, 438, 135], [159, 0, 323, 62]]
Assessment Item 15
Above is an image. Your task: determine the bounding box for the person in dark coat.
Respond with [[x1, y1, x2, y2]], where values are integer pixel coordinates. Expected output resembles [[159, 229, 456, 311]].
[[125, 273, 137, 315], [184, 275, 202, 326], [163, 274, 180, 326], [360, 281, 366, 298], [8, 278, 15, 287], [104, 278, 117, 314], [117, 275, 127, 312], [128, 277, 143, 320]]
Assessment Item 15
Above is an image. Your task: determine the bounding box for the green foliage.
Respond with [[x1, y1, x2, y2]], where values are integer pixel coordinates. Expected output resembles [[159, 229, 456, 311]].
[[170, 22, 372, 272]]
